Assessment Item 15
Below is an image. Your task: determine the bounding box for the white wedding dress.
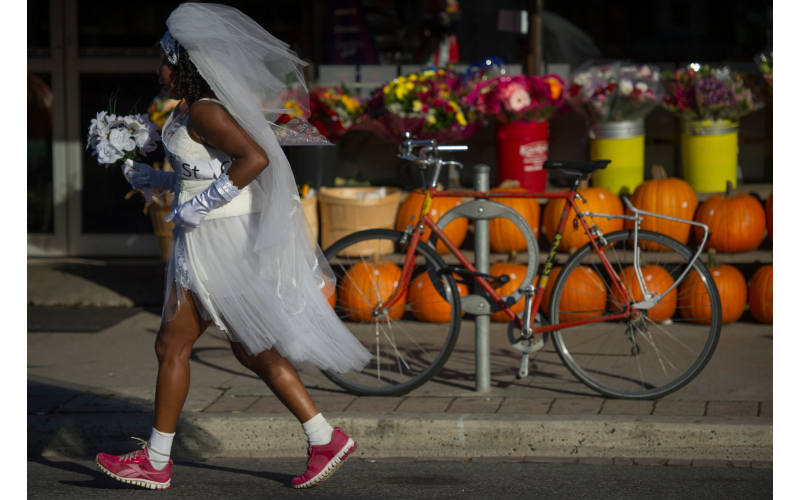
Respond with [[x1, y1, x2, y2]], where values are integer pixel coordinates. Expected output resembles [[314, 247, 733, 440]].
[[160, 99, 371, 372]]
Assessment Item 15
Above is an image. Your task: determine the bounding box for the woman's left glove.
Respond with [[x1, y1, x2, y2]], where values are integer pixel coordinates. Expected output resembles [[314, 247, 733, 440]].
[[166, 173, 242, 228]]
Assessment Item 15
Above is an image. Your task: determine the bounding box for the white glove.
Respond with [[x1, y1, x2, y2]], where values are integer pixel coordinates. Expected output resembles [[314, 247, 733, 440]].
[[165, 173, 242, 228], [122, 159, 177, 192]]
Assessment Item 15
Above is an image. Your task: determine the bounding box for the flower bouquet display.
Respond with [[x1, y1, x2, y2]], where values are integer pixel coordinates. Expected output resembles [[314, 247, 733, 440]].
[[86, 109, 162, 202], [463, 73, 565, 191], [352, 68, 482, 145], [755, 51, 773, 92], [566, 62, 665, 194], [307, 86, 364, 143], [274, 87, 364, 189], [661, 64, 762, 192]]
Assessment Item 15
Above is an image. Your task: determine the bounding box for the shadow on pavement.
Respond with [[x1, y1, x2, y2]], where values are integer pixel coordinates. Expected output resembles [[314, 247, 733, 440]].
[[28, 376, 223, 460], [177, 460, 295, 488]]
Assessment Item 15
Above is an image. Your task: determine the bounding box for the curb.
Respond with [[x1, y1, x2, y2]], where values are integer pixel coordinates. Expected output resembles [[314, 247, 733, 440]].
[[28, 412, 772, 462]]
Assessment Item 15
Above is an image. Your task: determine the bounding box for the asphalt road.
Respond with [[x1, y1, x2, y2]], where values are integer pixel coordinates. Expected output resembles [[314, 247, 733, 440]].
[[28, 458, 772, 500]]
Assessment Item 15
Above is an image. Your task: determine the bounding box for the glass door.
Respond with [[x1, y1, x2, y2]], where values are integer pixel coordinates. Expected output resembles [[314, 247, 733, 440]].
[[27, 0, 68, 256]]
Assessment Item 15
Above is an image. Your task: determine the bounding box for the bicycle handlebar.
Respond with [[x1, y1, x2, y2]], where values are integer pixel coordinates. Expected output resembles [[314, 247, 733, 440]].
[[397, 135, 468, 190]]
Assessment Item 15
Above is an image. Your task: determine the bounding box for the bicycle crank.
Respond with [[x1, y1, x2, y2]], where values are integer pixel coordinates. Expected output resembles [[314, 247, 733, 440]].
[[507, 312, 549, 379]]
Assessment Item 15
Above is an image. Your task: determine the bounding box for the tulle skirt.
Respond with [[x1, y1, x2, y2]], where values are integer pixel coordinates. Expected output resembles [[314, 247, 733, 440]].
[[161, 180, 371, 373]]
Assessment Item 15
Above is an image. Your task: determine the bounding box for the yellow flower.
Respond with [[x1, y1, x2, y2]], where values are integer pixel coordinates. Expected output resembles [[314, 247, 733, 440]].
[[426, 113, 437, 125], [383, 84, 391, 94], [395, 87, 408, 100], [284, 99, 303, 117], [456, 112, 467, 126], [405, 82, 414, 91], [340, 95, 360, 113], [409, 74, 418, 81], [447, 101, 458, 112], [412, 100, 423, 112]]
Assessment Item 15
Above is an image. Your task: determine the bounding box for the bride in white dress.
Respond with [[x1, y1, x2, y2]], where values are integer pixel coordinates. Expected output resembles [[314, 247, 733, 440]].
[[95, 3, 370, 491]]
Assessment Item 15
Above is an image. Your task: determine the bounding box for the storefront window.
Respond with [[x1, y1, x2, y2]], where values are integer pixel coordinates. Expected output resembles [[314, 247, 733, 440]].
[[28, 73, 55, 233], [80, 73, 165, 233], [28, 0, 51, 58]]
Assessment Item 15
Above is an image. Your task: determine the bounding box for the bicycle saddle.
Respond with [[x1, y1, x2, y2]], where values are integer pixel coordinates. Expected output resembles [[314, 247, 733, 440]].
[[543, 160, 611, 175]]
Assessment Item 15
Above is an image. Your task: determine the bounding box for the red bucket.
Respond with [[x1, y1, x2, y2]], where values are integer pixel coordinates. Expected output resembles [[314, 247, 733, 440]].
[[494, 121, 549, 192]]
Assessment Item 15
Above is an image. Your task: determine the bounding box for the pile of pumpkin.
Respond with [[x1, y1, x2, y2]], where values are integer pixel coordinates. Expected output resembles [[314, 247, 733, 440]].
[[329, 168, 773, 325]]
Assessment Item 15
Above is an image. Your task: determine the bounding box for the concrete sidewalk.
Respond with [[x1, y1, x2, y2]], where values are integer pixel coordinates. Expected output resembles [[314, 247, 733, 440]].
[[28, 301, 773, 462]]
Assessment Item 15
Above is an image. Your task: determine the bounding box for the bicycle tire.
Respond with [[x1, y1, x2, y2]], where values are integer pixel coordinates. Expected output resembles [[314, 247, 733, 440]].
[[322, 229, 462, 396], [549, 230, 722, 400]]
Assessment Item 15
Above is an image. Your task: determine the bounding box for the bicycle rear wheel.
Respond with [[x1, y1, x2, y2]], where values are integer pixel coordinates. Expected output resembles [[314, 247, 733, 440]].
[[549, 230, 721, 399], [322, 229, 462, 396]]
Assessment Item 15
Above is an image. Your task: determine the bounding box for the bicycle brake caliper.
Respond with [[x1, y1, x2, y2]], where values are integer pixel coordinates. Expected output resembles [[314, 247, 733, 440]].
[[590, 224, 608, 247]]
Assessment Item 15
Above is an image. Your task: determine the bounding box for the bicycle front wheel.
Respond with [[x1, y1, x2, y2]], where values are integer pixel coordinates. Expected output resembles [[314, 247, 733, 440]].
[[322, 229, 462, 396], [549, 230, 721, 399]]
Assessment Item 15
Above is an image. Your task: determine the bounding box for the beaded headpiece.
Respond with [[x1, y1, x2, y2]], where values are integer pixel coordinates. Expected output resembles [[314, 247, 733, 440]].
[[159, 30, 181, 65]]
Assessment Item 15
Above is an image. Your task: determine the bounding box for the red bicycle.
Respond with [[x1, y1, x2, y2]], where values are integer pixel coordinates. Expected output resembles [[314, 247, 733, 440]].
[[322, 138, 721, 399]]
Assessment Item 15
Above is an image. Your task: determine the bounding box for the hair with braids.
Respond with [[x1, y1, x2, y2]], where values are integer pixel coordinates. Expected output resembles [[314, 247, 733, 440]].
[[169, 48, 215, 103]]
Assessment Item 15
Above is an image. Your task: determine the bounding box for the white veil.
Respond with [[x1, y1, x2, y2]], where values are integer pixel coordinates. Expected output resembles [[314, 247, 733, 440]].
[[167, 3, 335, 311]]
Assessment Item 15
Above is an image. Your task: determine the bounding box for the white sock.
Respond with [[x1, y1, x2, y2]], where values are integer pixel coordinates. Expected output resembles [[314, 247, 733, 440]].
[[147, 427, 174, 470], [302, 413, 333, 447]]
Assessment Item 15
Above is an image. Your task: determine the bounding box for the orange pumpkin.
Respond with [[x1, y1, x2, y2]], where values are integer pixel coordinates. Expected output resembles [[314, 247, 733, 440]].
[[339, 257, 406, 322], [611, 265, 676, 322], [322, 282, 337, 309], [625, 165, 698, 250], [488, 181, 540, 253], [694, 181, 767, 253], [408, 272, 468, 322], [679, 250, 746, 324], [766, 191, 773, 242], [540, 265, 607, 322], [489, 260, 533, 322], [748, 265, 773, 324], [396, 188, 467, 254], [542, 186, 623, 253]]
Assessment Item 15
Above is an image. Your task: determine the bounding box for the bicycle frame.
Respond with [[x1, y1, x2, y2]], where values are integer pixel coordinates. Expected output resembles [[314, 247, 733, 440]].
[[377, 184, 710, 335]]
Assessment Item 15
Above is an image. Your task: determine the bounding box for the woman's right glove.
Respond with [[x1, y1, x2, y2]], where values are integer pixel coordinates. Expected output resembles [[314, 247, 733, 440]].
[[122, 159, 177, 192]]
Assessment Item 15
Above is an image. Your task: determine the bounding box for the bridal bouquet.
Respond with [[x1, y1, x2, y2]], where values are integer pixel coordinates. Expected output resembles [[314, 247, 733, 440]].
[[87, 111, 161, 167], [566, 62, 664, 123], [87, 110, 162, 201], [661, 64, 762, 122], [352, 68, 482, 144]]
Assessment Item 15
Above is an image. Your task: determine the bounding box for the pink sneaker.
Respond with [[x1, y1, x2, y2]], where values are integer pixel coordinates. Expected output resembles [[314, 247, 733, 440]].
[[96, 438, 172, 490], [292, 427, 357, 489]]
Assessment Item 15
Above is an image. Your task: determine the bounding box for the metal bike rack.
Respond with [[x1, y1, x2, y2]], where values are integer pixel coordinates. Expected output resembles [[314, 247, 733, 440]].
[[428, 165, 539, 393]]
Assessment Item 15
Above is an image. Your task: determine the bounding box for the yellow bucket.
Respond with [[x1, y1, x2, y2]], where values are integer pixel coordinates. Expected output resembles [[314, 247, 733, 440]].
[[589, 121, 645, 195], [681, 119, 739, 192]]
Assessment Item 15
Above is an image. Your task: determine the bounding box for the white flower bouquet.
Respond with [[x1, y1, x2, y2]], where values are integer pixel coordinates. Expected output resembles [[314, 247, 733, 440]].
[[87, 110, 161, 201], [566, 62, 665, 123]]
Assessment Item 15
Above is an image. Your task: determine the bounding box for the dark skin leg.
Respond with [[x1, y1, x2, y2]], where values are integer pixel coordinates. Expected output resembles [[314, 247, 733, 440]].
[[153, 292, 320, 432], [229, 340, 320, 423], [154, 292, 212, 433]]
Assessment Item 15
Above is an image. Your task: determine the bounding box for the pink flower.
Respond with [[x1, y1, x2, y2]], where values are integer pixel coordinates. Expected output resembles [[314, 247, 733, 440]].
[[507, 89, 531, 111]]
